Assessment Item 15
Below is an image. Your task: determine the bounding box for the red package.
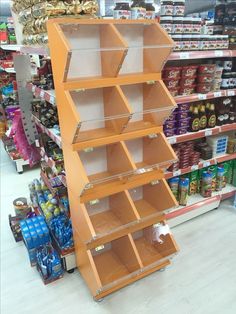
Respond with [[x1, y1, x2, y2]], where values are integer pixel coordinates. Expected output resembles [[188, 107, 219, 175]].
[[181, 65, 198, 78]]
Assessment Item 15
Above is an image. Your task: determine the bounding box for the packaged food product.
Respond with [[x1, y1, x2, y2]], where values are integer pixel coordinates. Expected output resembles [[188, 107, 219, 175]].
[[179, 85, 196, 95], [163, 66, 181, 79], [198, 64, 216, 74], [201, 171, 213, 198], [190, 35, 200, 50], [182, 17, 192, 33], [180, 77, 196, 87], [164, 78, 180, 89], [208, 165, 217, 191], [172, 35, 183, 51], [173, 0, 185, 16], [196, 83, 212, 94], [131, 0, 146, 19], [176, 118, 190, 128], [168, 87, 179, 97], [164, 120, 176, 130], [168, 177, 180, 201], [113, 0, 131, 19], [216, 166, 225, 191], [182, 34, 191, 51], [197, 74, 214, 84], [179, 178, 189, 206], [176, 126, 188, 135], [178, 103, 190, 111], [181, 65, 198, 78], [164, 128, 176, 137], [189, 170, 199, 195], [227, 137, 236, 154], [160, 0, 173, 16], [145, 0, 155, 19], [192, 17, 202, 33], [160, 16, 173, 33], [172, 17, 183, 34], [176, 110, 189, 120]]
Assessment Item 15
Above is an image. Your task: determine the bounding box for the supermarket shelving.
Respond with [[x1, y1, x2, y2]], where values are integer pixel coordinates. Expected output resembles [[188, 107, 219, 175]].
[[167, 123, 236, 145], [165, 152, 236, 179], [174, 89, 236, 104], [166, 184, 236, 227], [32, 115, 61, 148], [26, 83, 56, 106], [169, 50, 235, 60]]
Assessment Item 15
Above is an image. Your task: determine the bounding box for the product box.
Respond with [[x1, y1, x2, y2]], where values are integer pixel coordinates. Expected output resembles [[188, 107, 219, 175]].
[[189, 170, 199, 195], [232, 159, 236, 187], [208, 165, 217, 191]]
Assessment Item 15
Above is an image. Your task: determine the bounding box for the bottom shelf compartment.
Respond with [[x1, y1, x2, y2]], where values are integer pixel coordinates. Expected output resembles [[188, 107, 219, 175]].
[[74, 221, 179, 298], [132, 226, 178, 267]]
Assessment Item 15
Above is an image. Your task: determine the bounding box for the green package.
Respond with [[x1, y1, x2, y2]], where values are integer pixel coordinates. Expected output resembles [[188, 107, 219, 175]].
[[232, 159, 236, 187], [219, 161, 233, 187], [208, 165, 217, 191], [189, 170, 199, 195], [198, 168, 208, 193]]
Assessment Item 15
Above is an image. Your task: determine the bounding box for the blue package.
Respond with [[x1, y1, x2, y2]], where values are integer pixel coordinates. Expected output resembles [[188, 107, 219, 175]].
[[24, 232, 34, 249]]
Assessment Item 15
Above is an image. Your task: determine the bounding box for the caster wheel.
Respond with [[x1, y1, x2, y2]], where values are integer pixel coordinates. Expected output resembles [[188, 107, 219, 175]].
[[159, 268, 166, 272], [67, 269, 75, 274], [95, 298, 104, 303], [18, 172, 23, 174]]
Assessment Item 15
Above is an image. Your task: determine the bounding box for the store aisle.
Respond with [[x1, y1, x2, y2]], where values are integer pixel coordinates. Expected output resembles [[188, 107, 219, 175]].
[[1, 143, 236, 314]]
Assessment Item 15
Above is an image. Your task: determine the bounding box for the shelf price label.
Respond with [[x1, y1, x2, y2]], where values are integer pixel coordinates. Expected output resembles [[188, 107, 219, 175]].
[[173, 170, 181, 177], [214, 91, 222, 98], [50, 95, 55, 105], [40, 90, 45, 98], [205, 129, 213, 136], [179, 52, 190, 59], [202, 161, 211, 168], [191, 165, 199, 171], [214, 50, 223, 57], [228, 90, 235, 96], [168, 136, 177, 145], [198, 94, 207, 100]]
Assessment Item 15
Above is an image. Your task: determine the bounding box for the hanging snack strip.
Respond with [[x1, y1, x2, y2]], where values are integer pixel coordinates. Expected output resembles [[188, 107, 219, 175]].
[[12, 0, 99, 45]]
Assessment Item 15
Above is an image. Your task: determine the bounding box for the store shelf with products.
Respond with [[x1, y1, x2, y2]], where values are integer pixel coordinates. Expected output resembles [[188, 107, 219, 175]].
[[166, 184, 236, 227], [174, 89, 236, 105], [167, 123, 236, 145], [27, 83, 56, 106], [39, 147, 67, 187], [169, 50, 236, 61], [165, 152, 236, 179], [32, 115, 61, 148]]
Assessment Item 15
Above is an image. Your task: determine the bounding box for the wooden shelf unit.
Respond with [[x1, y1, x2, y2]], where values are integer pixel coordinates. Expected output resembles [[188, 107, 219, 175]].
[[47, 18, 179, 300]]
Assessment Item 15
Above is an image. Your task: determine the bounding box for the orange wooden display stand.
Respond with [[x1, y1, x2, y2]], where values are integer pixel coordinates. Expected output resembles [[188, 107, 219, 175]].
[[47, 18, 179, 300]]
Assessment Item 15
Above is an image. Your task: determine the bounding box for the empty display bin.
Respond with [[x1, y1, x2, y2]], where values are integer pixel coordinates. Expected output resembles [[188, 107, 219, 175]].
[[125, 133, 177, 172], [120, 81, 176, 132], [132, 224, 178, 267], [90, 235, 141, 287], [80, 191, 139, 242], [128, 179, 178, 219], [57, 21, 173, 83]]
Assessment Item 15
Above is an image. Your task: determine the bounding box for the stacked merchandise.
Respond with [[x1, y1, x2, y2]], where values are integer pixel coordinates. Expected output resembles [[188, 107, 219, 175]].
[[32, 58, 54, 90], [32, 99, 59, 129], [20, 216, 64, 284], [11, 0, 99, 45], [162, 62, 236, 97], [29, 179, 73, 252], [214, 0, 236, 49], [164, 97, 236, 137], [159, 0, 229, 51], [113, 0, 156, 20], [0, 18, 16, 44], [168, 159, 236, 205]]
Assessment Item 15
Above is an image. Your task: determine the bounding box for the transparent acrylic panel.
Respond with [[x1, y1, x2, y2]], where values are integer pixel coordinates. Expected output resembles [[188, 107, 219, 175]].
[[125, 134, 176, 174], [85, 192, 138, 239], [59, 23, 173, 80], [78, 143, 136, 190]]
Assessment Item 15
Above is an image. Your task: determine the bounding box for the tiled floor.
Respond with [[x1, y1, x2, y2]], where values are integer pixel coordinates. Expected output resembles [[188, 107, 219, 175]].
[[1, 143, 236, 314]]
